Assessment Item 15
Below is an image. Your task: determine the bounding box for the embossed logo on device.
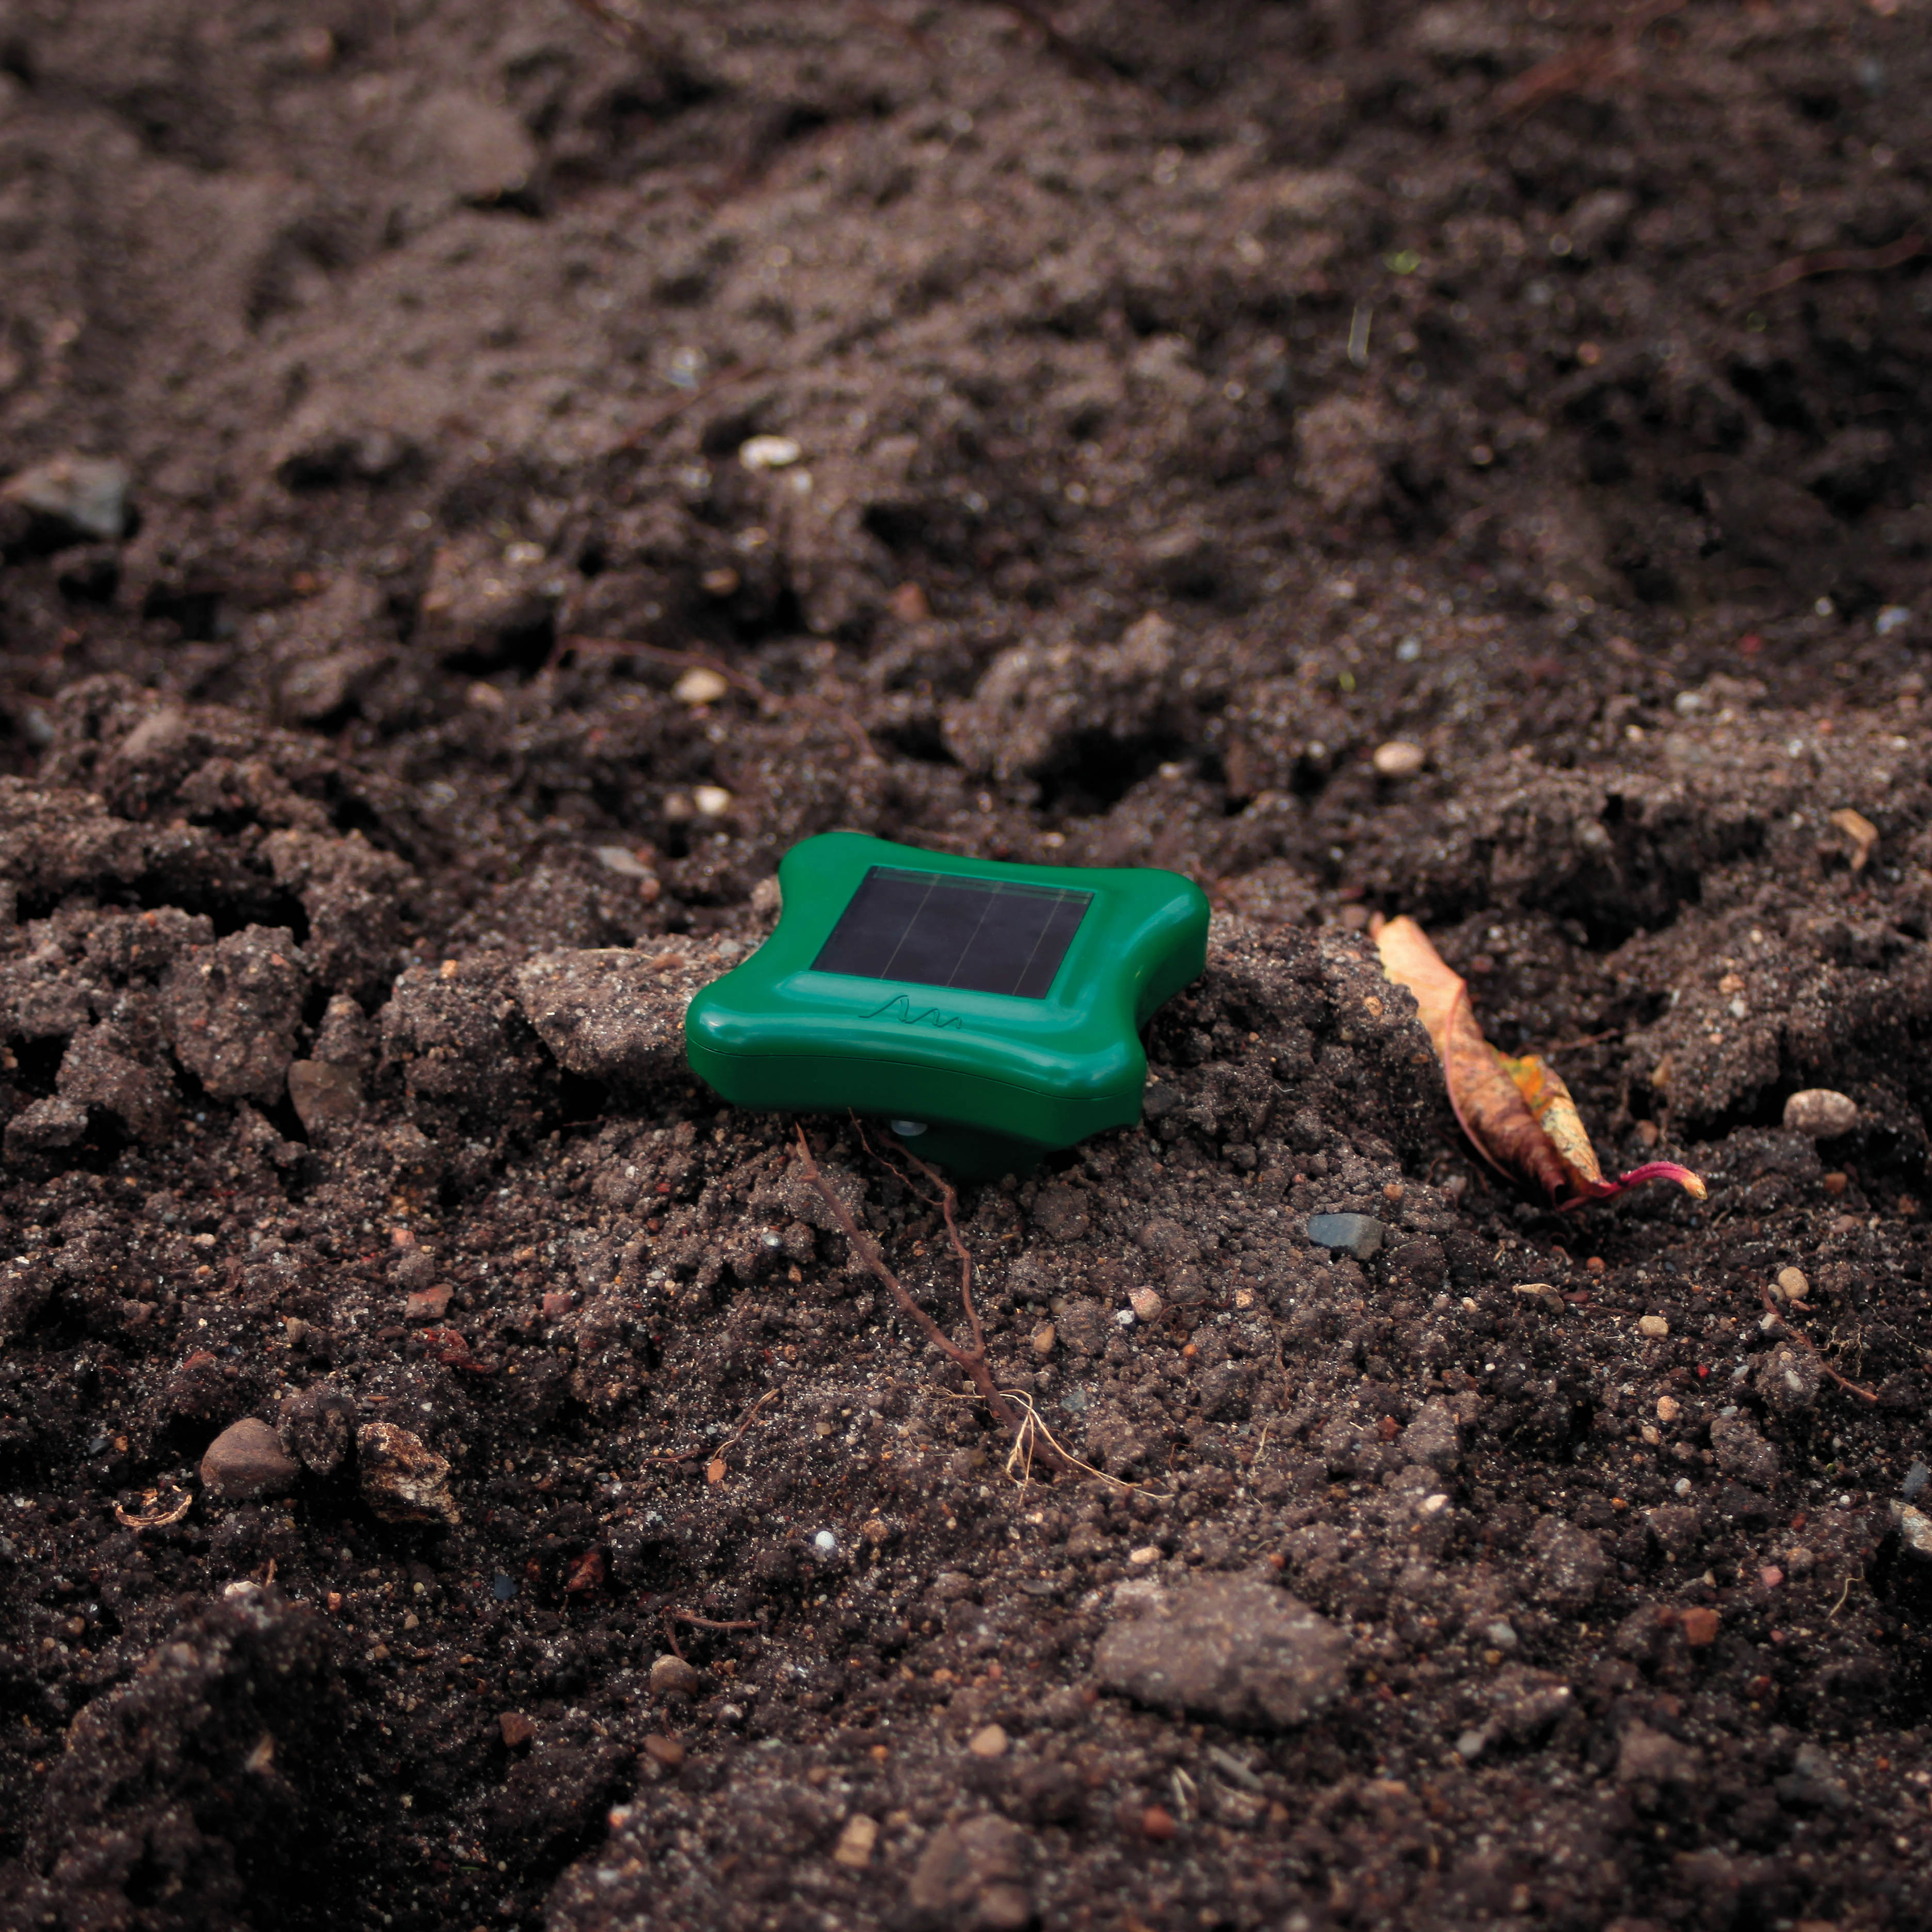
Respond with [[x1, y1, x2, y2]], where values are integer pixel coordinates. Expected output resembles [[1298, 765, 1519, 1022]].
[[865, 993, 965, 1031]]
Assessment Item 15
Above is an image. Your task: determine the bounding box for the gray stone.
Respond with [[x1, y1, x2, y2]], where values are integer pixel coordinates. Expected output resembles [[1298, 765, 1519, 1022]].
[[2, 455, 130, 541], [1903, 1460, 1929, 1501], [1783, 1088, 1858, 1137], [278, 1386, 357, 1475], [1711, 1412, 1780, 1489], [1094, 1574, 1347, 1729], [1892, 1499, 1932, 1561], [1306, 1212, 1383, 1260], [200, 1418, 299, 1501], [513, 943, 730, 1089], [356, 1421, 458, 1525], [907, 1813, 1032, 1930]]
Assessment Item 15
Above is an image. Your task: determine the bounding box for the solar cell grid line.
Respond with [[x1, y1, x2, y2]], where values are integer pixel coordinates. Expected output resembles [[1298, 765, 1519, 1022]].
[[812, 867, 1093, 999]]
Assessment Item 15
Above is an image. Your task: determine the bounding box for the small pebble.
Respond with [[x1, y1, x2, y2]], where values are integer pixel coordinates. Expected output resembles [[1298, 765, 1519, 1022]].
[[1893, 1501, 1932, 1560], [1371, 739, 1426, 778], [356, 1421, 460, 1526], [1139, 1806, 1177, 1841], [404, 1285, 452, 1323], [693, 784, 734, 817], [286, 1059, 364, 1136], [739, 434, 802, 470], [642, 1733, 685, 1770], [1776, 1266, 1810, 1301], [1031, 1322, 1056, 1357], [200, 1418, 300, 1501], [1902, 1460, 1930, 1501], [649, 1654, 702, 1697], [673, 666, 731, 705], [1823, 1171, 1848, 1196], [833, 1814, 878, 1867], [1306, 1212, 1383, 1261], [967, 1724, 1009, 1759], [1784, 1089, 1858, 1137], [593, 844, 656, 880], [498, 1712, 536, 1748], [1637, 1314, 1669, 1338], [2, 454, 131, 541], [814, 1529, 839, 1555], [1128, 1543, 1162, 1565], [1679, 1607, 1720, 1647], [1655, 1395, 1681, 1423], [1759, 1565, 1784, 1589], [1128, 1287, 1163, 1323]]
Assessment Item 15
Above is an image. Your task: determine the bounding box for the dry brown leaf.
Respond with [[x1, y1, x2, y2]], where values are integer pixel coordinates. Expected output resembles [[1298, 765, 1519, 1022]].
[[1374, 914, 1705, 1209]]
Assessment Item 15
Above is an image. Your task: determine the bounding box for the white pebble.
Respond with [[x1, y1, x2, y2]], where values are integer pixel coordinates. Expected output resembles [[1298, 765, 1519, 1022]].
[[813, 1530, 838, 1555], [1371, 739, 1426, 778], [1783, 1089, 1857, 1137], [739, 434, 802, 471], [693, 784, 734, 817], [673, 666, 730, 705], [593, 845, 653, 879]]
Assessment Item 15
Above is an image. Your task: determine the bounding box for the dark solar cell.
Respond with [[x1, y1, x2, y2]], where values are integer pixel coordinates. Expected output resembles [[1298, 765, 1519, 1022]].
[[813, 867, 1091, 1000]]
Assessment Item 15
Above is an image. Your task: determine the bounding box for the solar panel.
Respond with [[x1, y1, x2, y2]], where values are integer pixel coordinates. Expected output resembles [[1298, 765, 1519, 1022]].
[[812, 866, 1092, 1000]]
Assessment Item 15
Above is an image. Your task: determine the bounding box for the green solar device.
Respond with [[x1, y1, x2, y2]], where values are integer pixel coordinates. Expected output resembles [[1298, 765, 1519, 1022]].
[[684, 832, 1210, 1177]]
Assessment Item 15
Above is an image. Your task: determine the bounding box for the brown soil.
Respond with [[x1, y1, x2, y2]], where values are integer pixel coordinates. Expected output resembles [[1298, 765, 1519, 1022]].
[[3, 3, 1932, 1928]]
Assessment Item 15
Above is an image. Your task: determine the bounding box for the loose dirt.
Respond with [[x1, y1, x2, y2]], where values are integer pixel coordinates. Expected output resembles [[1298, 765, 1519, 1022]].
[[3, 3, 1931, 1928]]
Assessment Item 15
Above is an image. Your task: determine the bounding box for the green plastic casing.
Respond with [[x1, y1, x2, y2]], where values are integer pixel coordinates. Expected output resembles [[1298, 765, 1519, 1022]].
[[683, 833, 1209, 1176]]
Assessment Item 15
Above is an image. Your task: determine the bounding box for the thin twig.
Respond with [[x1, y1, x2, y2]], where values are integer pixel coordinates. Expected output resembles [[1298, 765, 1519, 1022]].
[[792, 1125, 1078, 1475], [1744, 232, 1927, 308], [560, 0, 680, 66], [1757, 1287, 1879, 1404], [657, 1605, 757, 1660], [1826, 1574, 1855, 1621], [996, 0, 1150, 91], [611, 360, 768, 453], [1494, 0, 1686, 119], [641, 1387, 780, 1466]]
